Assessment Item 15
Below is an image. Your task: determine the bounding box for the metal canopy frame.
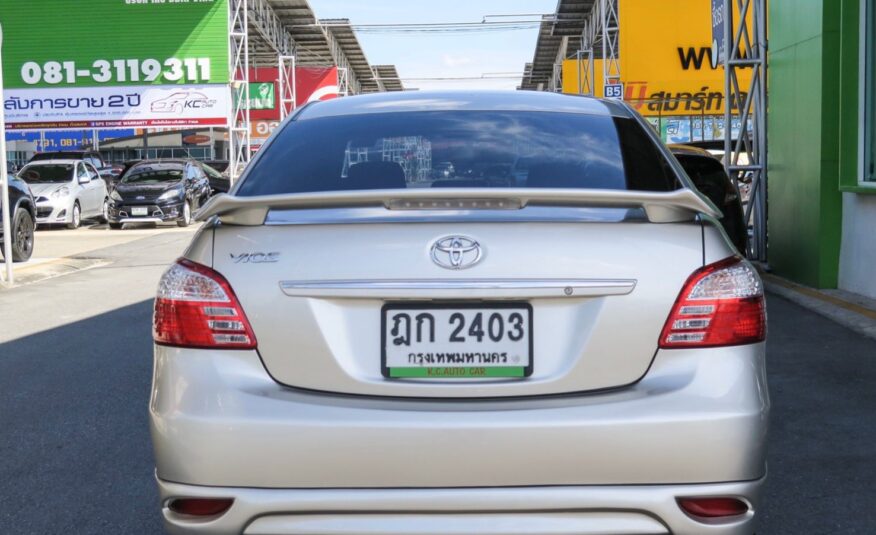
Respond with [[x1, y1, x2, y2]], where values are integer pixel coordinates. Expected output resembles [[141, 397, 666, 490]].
[[520, 0, 617, 95], [520, 1, 593, 91], [248, 0, 295, 61], [227, 1, 405, 181], [316, 21, 362, 94], [371, 65, 405, 92], [723, 0, 767, 261], [578, 0, 619, 94]]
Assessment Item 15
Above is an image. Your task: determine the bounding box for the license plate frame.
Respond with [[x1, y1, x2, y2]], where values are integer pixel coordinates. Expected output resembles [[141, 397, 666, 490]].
[[381, 302, 534, 379], [131, 206, 149, 216]]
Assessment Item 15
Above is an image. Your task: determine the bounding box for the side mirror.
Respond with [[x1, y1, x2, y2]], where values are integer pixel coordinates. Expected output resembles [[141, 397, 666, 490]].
[[78, 175, 91, 185]]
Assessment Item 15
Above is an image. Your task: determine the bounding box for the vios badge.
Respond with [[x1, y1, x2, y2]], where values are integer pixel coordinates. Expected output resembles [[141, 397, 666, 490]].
[[430, 236, 482, 270], [230, 252, 280, 264]]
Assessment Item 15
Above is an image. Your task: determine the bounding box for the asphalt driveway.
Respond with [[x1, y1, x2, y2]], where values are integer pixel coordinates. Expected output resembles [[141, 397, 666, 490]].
[[1, 241, 874, 534]]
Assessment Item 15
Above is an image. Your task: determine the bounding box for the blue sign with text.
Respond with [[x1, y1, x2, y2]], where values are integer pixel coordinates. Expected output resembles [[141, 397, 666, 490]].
[[711, 0, 726, 68], [5, 129, 135, 151]]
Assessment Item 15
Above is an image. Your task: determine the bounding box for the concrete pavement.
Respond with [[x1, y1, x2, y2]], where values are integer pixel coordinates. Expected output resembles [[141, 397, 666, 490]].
[[1, 222, 199, 288], [0, 231, 875, 533], [0, 227, 200, 534]]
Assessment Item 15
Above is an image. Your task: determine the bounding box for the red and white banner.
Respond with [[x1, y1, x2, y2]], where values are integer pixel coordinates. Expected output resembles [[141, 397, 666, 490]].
[[3, 84, 229, 130], [294, 66, 339, 107]]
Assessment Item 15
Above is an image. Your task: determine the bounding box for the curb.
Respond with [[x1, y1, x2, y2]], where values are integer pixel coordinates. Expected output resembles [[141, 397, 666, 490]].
[[0, 257, 109, 289], [763, 274, 876, 341]]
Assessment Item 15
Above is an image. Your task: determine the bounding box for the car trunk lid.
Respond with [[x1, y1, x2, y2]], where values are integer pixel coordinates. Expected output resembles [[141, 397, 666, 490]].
[[202, 190, 710, 398]]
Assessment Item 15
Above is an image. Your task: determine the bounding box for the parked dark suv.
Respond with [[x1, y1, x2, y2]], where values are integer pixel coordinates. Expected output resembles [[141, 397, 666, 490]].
[[0, 173, 36, 262], [107, 159, 211, 229]]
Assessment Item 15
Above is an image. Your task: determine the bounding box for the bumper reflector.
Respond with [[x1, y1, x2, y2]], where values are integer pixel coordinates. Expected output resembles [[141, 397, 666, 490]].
[[168, 498, 234, 517], [678, 497, 749, 519]]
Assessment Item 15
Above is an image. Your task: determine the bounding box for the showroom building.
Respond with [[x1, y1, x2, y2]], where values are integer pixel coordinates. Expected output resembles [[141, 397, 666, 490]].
[[768, 0, 876, 298]]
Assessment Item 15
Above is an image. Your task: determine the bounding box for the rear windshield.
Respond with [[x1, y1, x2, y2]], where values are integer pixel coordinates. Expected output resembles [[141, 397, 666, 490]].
[[236, 111, 679, 196], [18, 164, 74, 183], [121, 165, 184, 184]]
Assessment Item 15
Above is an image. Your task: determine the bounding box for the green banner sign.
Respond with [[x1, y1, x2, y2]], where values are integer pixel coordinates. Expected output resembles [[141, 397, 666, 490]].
[[245, 82, 276, 110], [0, 0, 229, 89]]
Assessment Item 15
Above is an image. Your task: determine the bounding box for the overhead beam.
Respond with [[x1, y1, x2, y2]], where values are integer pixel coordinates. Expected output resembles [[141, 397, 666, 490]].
[[317, 20, 362, 94]]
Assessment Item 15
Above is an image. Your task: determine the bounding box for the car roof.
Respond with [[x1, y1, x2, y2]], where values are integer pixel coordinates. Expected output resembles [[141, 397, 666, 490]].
[[668, 144, 721, 159], [130, 159, 191, 166], [31, 151, 97, 158], [126, 160, 190, 171], [133, 158, 195, 165], [23, 159, 81, 165], [295, 90, 632, 121]]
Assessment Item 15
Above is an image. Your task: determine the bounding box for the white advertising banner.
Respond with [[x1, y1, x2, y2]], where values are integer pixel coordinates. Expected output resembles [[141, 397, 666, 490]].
[[3, 84, 228, 130]]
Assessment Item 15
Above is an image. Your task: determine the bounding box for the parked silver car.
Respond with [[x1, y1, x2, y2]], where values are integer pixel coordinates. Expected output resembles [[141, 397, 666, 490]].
[[150, 91, 769, 535], [17, 159, 108, 229]]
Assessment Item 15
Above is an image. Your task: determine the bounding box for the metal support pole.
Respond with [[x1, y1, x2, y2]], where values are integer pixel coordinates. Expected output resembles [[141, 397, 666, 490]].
[[278, 55, 297, 120], [228, 0, 251, 185], [601, 0, 620, 85], [337, 68, 349, 97], [723, 0, 732, 195], [0, 24, 14, 286], [550, 36, 568, 92], [723, 0, 768, 261]]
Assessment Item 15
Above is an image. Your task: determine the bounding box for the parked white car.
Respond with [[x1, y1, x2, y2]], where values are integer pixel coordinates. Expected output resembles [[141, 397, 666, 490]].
[[17, 160, 108, 229]]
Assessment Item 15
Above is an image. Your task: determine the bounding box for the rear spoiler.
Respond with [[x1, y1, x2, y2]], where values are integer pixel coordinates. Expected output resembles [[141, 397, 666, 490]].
[[195, 188, 721, 226]]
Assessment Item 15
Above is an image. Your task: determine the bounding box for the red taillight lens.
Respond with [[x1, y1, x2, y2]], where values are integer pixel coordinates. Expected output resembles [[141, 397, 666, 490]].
[[659, 256, 766, 348], [168, 497, 234, 517], [678, 497, 749, 519], [153, 258, 257, 349]]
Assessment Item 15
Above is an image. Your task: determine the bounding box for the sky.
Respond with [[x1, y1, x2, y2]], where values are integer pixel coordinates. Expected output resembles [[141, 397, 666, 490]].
[[307, 0, 557, 91]]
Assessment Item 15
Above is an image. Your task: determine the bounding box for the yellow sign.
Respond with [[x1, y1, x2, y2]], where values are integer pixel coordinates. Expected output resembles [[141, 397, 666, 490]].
[[563, 0, 754, 117]]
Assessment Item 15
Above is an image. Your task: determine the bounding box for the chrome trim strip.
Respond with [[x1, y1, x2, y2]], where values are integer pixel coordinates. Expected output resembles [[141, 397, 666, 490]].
[[119, 217, 164, 223], [279, 279, 637, 299], [265, 206, 647, 226]]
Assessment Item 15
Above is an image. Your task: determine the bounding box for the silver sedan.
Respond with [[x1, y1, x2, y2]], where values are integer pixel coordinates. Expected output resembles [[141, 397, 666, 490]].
[[18, 159, 108, 229], [150, 91, 769, 535]]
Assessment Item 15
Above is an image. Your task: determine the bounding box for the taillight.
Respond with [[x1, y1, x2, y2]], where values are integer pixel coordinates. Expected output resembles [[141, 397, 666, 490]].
[[153, 258, 257, 349], [659, 256, 765, 348]]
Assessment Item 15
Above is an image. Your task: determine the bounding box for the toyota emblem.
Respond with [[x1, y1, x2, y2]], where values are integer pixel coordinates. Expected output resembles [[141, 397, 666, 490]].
[[430, 235, 482, 270]]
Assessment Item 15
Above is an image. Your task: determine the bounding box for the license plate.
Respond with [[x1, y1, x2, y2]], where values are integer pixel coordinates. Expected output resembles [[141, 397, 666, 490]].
[[131, 207, 148, 216], [382, 303, 533, 379]]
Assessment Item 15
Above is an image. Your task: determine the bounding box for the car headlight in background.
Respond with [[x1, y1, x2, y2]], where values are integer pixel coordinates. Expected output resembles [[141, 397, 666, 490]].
[[110, 190, 124, 202], [157, 189, 183, 202], [51, 187, 70, 199]]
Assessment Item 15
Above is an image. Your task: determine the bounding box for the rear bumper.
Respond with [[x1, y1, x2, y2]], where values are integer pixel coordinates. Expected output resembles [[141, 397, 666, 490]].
[[150, 343, 769, 489], [157, 477, 765, 535]]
